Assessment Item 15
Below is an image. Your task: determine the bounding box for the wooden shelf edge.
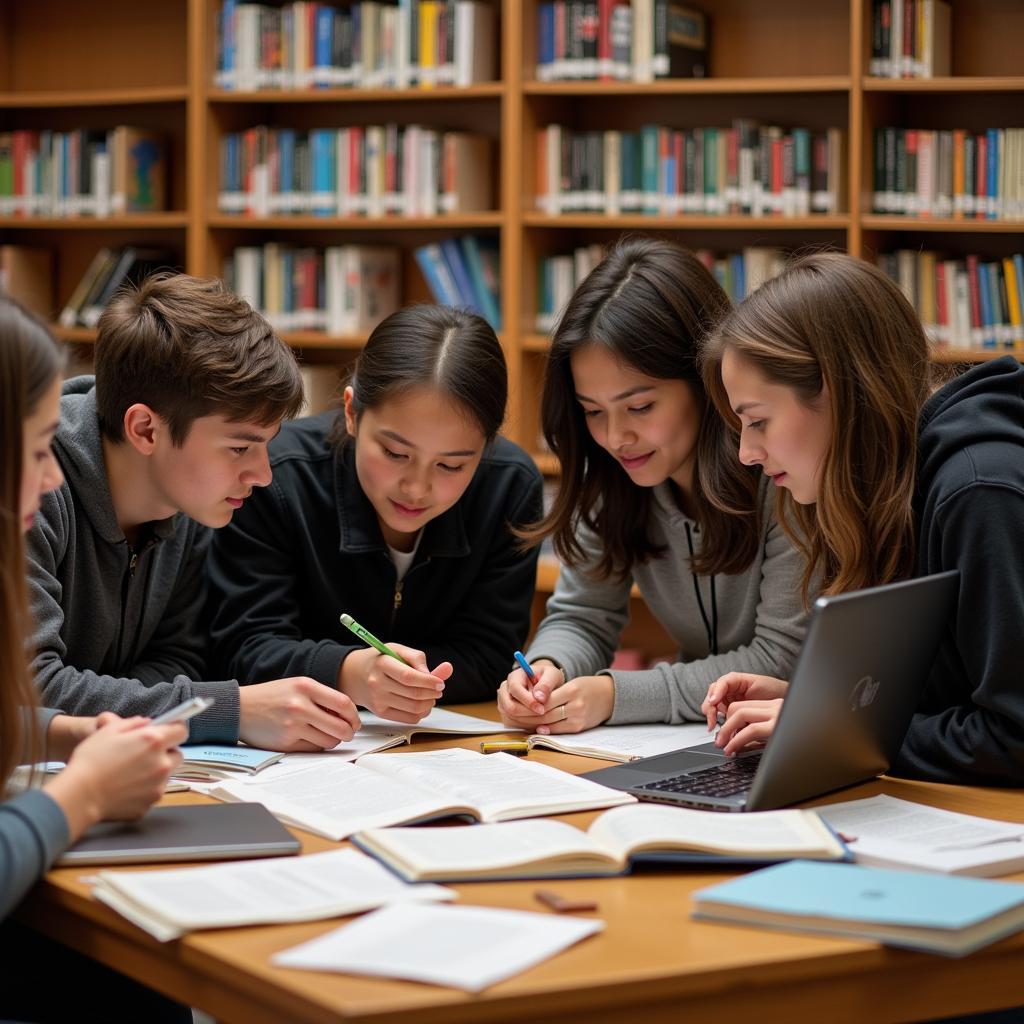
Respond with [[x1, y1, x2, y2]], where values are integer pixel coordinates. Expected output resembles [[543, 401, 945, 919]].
[[523, 214, 850, 230], [525, 75, 851, 96], [522, 333, 551, 352], [207, 214, 504, 229], [0, 86, 189, 107], [208, 84, 504, 103], [0, 214, 189, 230], [536, 557, 642, 597], [931, 349, 1023, 364], [861, 217, 1024, 234], [532, 453, 560, 475], [862, 76, 1024, 93]]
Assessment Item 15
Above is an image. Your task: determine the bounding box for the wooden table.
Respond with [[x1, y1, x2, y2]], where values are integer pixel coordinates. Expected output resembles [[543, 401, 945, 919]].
[[17, 704, 1024, 1024]]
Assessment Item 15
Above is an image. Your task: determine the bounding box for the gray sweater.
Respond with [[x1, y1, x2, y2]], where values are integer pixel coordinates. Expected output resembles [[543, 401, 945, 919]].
[[25, 378, 240, 743], [526, 479, 809, 723], [1, 709, 69, 919]]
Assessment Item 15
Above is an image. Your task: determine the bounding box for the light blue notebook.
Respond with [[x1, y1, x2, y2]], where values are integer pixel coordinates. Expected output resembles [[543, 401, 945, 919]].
[[692, 860, 1024, 957], [178, 744, 284, 779]]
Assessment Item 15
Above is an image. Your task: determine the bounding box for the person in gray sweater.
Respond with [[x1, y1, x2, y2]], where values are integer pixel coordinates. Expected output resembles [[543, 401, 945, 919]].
[[498, 238, 809, 736], [1, 296, 189, 1022]]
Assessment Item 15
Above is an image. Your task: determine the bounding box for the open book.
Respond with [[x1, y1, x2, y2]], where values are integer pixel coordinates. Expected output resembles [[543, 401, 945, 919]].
[[91, 849, 454, 942], [526, 722, 712, 762], [207, 747, 635, 841], [352, 803, 848, 881]]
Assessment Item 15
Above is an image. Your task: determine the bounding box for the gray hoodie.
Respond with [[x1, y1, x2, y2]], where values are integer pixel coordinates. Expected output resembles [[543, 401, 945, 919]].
[[526, 477, 809, 723], [25, 377, 240, 743]]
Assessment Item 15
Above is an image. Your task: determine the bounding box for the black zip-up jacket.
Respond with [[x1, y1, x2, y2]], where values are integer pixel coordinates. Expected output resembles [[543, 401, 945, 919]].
[[891, 356, 1024, 786], [207, 413, 543, 703]]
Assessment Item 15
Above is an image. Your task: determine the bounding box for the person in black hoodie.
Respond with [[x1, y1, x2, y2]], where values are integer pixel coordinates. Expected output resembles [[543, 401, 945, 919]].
[[208, 305, 543, 721], [696, 252, 1024, 788]]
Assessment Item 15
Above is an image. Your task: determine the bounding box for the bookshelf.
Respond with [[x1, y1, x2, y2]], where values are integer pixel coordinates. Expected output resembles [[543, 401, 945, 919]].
[[2, 0, 1021, 639]]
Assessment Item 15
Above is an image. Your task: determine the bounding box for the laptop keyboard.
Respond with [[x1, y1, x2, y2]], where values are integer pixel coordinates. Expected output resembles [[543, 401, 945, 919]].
[[637, 754, 763, 798]]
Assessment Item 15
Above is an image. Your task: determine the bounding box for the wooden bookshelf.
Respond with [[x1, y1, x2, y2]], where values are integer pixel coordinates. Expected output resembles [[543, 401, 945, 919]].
[[2, 0, 1021, 615]]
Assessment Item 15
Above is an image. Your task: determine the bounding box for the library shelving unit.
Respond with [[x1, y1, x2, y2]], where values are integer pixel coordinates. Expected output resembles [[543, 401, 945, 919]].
[[2, 0, 1021, 651]]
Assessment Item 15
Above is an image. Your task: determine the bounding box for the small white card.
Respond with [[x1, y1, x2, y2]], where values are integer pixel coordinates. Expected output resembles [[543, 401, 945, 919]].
[[273, 902, 603, 991]]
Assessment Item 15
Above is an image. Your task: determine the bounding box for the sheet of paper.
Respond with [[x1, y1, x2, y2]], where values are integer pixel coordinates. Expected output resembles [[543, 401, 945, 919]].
[[360, 706, 515, 735], [273, 903, 603, 991], [92, 849, 454, 941], [539, 722, 713, 760]]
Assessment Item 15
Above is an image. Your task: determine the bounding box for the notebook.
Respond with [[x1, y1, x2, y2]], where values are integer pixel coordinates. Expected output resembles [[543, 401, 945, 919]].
[[57, 802, 301, 865], [581, 571, 959, 811]]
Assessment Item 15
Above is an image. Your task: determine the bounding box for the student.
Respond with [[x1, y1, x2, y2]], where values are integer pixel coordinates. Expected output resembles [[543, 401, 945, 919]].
[[700, 252, 1024, 787], [0, 295, 190, 1023], [26, 274, 361, 751], [497, 237, 809, 735], [207, 305, 543, 721]]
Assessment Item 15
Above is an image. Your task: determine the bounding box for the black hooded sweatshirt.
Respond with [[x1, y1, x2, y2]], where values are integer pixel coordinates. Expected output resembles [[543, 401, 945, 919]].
[[891, 356, 1024, 786]]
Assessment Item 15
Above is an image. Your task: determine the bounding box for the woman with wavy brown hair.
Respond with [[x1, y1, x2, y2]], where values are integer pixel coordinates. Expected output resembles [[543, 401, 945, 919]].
[[497, 237, 810, 736], [700, 252, 1024, 787]]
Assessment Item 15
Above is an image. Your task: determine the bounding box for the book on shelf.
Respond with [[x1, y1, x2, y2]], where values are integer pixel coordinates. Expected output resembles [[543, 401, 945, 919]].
[[0, 127, 166, 219], [204, 746, 635, 841], [92, 848, 455, 942], [536, 244, 605, 332], [878, 249, 1024, 351], [873, 127, 1024, 221], [0, 246, 53, 319], [219, 124, 492, 217], [174, 744, 285, 782], [224, 243, 400, 334], [415, 236, 500, 329], [536, 122, 844, 218], [537, 1, 707, 83], [352, 804, 849, 882], [695, 246, 788, 304], [691, 860, 1024, 958], [817, 795, 1024, 878], [58, 248, 176, 329], [869, 0, 950, 79], [215, 0, 497, 92]]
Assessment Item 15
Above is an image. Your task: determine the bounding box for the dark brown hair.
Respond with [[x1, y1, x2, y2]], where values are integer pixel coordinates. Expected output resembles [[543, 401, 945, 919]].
[[521, 236, 762, 580], [337, 304, 508, 443], [95, 272, 304, 445], [0, 296, 66, 785], [701, 252, 931, 600]]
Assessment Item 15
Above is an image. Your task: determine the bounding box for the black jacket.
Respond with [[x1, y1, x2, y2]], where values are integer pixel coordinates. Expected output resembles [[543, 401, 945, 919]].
[[207, 413, 543, 703], [892, 356, 1024, 785]]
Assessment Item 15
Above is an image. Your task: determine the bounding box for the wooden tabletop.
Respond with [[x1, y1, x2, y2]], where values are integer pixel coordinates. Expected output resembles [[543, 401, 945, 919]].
[[18, 704, 1024, 1024]]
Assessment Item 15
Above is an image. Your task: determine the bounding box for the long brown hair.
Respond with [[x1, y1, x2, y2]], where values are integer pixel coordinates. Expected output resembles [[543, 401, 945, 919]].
[[701, 252, 931, 601], [520, 236, 762, 580], [0, 296, 65, 785]]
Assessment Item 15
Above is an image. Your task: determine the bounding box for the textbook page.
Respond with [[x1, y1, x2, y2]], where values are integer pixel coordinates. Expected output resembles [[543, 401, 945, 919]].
[[92, 849, 454, 942], [208, 759, 465, 840], [273, 903, 603, 991], [817, 795, 1024, 877], [529, 722, 712, 761], [359, 706, 516, 736], [356, 747, 636, 820]]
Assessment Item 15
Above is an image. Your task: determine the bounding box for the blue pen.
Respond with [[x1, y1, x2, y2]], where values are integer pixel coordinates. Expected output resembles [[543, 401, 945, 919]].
[[513, 650, 537, 686]]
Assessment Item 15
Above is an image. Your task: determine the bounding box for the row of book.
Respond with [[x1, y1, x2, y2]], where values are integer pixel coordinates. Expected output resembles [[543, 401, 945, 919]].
[[223, 244, 400, 334], [219, 125, 492, 217], [215, 0, 497, 91], [413, 235, 500, 330], [59, 247, 176, 328], [536, 244, 791, 331], [868, 0, 951, 79], [536, 123, 845, 217], [536, 1, 708, 83], [0, 128, 167, 218], [873, 128, 1024, 221], [878, 250, 1024, 351]]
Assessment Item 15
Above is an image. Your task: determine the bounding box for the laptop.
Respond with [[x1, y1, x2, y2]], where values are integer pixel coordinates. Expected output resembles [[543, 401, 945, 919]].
[[581, 570, 959, 812], [58, 802, 301, 865]]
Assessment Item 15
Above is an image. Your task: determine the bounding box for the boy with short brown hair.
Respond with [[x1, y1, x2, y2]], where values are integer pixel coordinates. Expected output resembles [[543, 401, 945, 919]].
[[26, 273, 360, 749]]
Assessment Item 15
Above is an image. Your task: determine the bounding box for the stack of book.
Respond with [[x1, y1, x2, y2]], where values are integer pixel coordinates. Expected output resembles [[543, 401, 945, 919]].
[[536, 1, 708, 83], [873, 127, 1024, 220], [414, 236, 500, 329], [536, 244, 604, 332], [223, 243, 400, 335], [868, 0, 951, 79], [215, 0, 497, 91], [878, 249, 1024, 352], [58, 248, 176, 329], [694, 247, 789, 304], [219, 125, 492, 217], [0, 127, 167, 218], [537, 123, 844, 217]]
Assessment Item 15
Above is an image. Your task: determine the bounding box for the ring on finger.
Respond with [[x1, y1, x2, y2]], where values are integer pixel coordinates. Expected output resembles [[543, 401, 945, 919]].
[[560, 704, 567, 721]]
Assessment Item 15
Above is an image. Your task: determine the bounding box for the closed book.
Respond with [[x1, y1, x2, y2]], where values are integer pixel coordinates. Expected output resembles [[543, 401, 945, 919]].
[[353, 805, 848, 882], [692, 860, 1024, 957], [175, 743, 285, 781]]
